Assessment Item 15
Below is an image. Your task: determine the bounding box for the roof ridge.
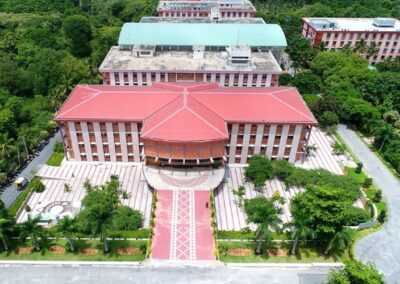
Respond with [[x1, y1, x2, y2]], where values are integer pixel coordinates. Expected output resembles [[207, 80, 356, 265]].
[[186, 107, 227, 138], [57, 87, 102, 118], [188, 94, 226, 122], [268, 92, 315, 122]]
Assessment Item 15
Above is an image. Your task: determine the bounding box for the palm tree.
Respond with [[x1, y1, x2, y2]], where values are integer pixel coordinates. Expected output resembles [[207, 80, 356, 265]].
[[0, 217, 14, 251], [284, 212, 314, 255], [305, 144, 318, 156], [18, 215, 46, 252], [56, 216, 76, 252], [324, 228, 354, 256], [374, 124, 394, 151], [244, 197, 282, 254], [0, 134, 16, 159], [18, 135, 29, 158], [354, 39, 367, 54], [366, 42, 379, 59]]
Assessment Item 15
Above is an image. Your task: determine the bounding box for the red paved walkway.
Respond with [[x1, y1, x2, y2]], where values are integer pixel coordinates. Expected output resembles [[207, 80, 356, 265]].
[[151, 189, 215, 261]]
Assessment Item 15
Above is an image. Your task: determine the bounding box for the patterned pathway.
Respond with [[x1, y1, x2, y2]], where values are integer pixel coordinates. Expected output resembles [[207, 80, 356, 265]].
[[152, 190, 214, 261], [18, 163, 152, 227]]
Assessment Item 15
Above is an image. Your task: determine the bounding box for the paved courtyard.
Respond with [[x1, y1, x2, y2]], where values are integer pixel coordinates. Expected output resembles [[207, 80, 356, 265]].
[[17, 162, 152, 227], [215, 129, 350, 231]]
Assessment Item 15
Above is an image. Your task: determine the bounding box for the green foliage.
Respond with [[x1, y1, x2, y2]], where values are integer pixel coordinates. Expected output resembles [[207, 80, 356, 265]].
[[378, 208, 387, 223], [355, 162, 363, 174], [319, 111, 339, 129], [62, 15, 92, 58], [328, 260, 384, 284], [372, 190, 382, 203], [111, 206, 142, 231], [46, 152, 64, 167], [31, 178, 45, 193], [271, 159, 295, 179], [53, 142, 64, 153], [244, 155, 273, 188]]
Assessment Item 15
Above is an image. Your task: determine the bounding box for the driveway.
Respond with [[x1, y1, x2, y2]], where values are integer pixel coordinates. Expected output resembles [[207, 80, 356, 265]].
[[337, 124, 400, 283], [0, 132, 62, 208], [0, 263, 332, 284]]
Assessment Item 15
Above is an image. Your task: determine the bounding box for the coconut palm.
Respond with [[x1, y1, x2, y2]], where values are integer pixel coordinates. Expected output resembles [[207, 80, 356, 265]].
[[305, 144, 318, 156], [18, 135, 29, 158], [244, 196, 282, 254], [366, 42, 379, 59], [374, 124, 395, 151], [0, 217, 14, 251], [56, 216, 76, 252], [18, 215, 46, 252], [324, 228, 354, 256], [284, 212, 314, 255], [0, 134, 16, 159], [354, 39, 367, 54]]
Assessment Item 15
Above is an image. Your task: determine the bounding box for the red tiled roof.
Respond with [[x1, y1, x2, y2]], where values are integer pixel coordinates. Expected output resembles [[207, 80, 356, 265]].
[[55, 83, 317, 142]]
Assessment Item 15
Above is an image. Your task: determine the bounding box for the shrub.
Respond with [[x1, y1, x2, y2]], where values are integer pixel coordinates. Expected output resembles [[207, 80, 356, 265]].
[[31, 178, 45, 193], [355, 162, 363, 174], [25, 204, 31, 212], [345, 207, 370, 225], [378, 208, 386, 223], [0, 172, 7, 186], [218, 243, 228, 256], [272, 191, 281, 202], [319, 111, 339, 129], [111, 206, 142, 230], [373, 190, 382, 203], [272, 159, 294, 179], [363, 177, 373, 188], [244, 155, 273, 188]]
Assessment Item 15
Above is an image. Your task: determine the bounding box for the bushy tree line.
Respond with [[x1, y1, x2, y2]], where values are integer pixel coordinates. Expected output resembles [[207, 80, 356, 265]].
[[0, 0, 158, 184], [244, 156, 369, 256]]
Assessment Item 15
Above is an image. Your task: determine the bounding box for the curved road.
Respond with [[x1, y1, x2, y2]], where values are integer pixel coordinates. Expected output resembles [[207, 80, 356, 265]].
[[337, 125, 400, 283]]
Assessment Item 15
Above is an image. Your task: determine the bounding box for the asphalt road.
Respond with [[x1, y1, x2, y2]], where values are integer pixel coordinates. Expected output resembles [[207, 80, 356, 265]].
[[337, 124, 400, 283], [0, 132, 62, 208], [0, 263, 332, 284]]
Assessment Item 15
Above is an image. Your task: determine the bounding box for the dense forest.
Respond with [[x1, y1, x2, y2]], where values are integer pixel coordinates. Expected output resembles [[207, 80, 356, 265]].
[[0, 0, 399, 184]]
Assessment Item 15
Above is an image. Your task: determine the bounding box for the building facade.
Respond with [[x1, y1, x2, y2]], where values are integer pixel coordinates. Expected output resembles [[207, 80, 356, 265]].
[[157, 0, 256, 19], [302, 17, 400, 63], [55, 83, 317, 166], [100, 23, 287, 88]]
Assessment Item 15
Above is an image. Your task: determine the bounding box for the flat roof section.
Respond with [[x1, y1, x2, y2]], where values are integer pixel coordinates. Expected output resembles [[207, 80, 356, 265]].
[[304, 17, 400, 32], [157, 0, 255, 11], [140, 16, 265, 24], [118, 23, 287, 47], [99, 46, 282, 73]]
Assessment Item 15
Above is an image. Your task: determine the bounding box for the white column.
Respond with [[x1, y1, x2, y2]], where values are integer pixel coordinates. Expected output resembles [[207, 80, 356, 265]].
[[219, 74, 225, 86], [203, 73, 207, 82], [68, 122, 81, 161], [247, 74, 253, 87], [228, 124, 239, 163], [266, 74, 272, 87], [256, 74, 262, 87], [254, 124, 264, 155], [118, 123, 128, 162], [137, 72, 143, 86], [93, 122, 105, 162], [211, 73, 216, 82], [240, 124, 251, 164], [238, 74, 244, 87], [128, 72, 133, 85], [146, 72, 151, 86], [80, 122, 93, 162], [110, 72, 116, 85], [289, 125, 303, 163], [106, 123, 116, 162], [119, 72, 125, 85], [266, 125, 276, 158], [156, 73, 161, 82], [228, 74, 234, 86], [131, 123, 140, 162], [277, 125, 290, 158], [165, 73, 169, 82]]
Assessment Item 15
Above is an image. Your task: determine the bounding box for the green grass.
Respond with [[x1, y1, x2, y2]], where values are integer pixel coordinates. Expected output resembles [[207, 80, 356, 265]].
[[345, 167, 367, 185], [218, 241, 349, 263], [46, 152, 64, 166], [0, 239, 147, 261], [66, 229, 149, 239], [217, 230, 288, 240], [7, 177, 39, 216], [376, 202, 387, 212], [364, 188, 378, 200]]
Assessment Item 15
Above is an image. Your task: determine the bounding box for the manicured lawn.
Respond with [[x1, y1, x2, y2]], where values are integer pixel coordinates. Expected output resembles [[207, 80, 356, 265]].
[[217, 230, 288, 240], [0, 239, 147, 261], [345, 167, 367, 185], [7, 176, 39, 216], [218, 241, 349, 263], [46, 152, 64, 166]]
